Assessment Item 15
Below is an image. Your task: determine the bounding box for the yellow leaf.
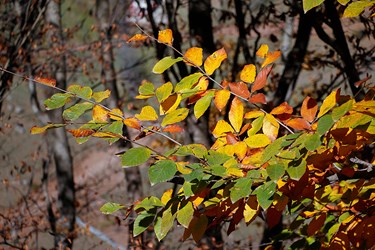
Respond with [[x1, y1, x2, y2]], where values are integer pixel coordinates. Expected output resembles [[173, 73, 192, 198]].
[[229, 97, 244, 132], [160, 93, 181, 115], [212, 120, 234, 138], [123, 117, 141, 130], [234, 141, 248, 159], [244, 134, 271, 148], [127, 34, 147, 43], [214, 89, 231, 112], [109, 108, 124, 121], [240, 64, 256, 83], [161, 189, 173, 205], [184, 47, 203, 67], [262, 114, 279, 141], [242, 150, 264, 165], [158, 29, 173, 45], [317, 89, 340, 118], [203, 48, 227, 75], [244, 110, 264, 119], [244, 196, 259, 223], [256, 44, 269, 58], [176, 162, 192, 175], [135, 106, 158, 121], [262, 51, 281, 68], [92, 105, 109, 122], [211, 137, 227, 149], [194, 76, 209, 93], [226, 165, 244, 177]]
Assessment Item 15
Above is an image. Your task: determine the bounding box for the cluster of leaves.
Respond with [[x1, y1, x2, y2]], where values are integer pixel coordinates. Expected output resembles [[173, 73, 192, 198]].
[[303, 0, 375, 17], [32, 28, 375, 248]]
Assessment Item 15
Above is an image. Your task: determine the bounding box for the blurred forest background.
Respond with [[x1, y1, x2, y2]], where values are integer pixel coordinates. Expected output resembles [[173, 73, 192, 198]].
[[0, 0, 374, 249]]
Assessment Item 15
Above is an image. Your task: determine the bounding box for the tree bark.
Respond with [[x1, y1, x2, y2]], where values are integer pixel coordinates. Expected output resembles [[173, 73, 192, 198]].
[[46, 1, 76, 248], [274, 8, 314, 105]]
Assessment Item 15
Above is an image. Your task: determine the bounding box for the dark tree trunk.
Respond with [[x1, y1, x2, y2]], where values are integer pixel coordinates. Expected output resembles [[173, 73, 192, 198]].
[[274, 8, 315, 105], [46, 0, 76, 248]]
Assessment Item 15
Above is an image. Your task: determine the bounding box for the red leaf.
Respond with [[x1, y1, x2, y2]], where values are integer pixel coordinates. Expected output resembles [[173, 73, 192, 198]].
[[229, 82, 250, 99], [267, 206, 282, 229], [286, 118, 311, 130], [307, 213, 326, 236], [301, 96, 318, 123], [248, 93, 266, 104], [252, 66, 272, 92]]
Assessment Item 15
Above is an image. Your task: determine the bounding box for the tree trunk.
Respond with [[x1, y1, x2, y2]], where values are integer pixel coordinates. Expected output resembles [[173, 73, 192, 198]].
[[46, 1, 76, 248], [274, 8, 314, 105]]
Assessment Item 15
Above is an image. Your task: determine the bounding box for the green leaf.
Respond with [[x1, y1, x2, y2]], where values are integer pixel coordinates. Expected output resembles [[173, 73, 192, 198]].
[[158, 207, 176, 241], [155, 82, 173, 103], [337, 0, 350, 5], [138, 80, 155, 96], [303, 0, 325, 13], [44, 93, 72, 110], [152, 56, 183, 74], [247, 116, 264, 136], [102, 120, 123, 144], [230, 177, 253, 203], [260, 136, 284, 164], [343, 1, 375, 17], [99, 202, 125, 214], [287, 159, 307, 181], [304, 133, 321, 151], [177, 201, 194, 228], [62, 102, 94, 120], [317, 114, 334, 135], [194, 91, 214, 119], [149, 160, 177, 185], [121, 147, 152, 167], [175, 72, 203, 93], [67, 85, 93, 99], [332, 100, 353, 121], [161, 108, 189, 127], [92, 89, 111, 102], [206, 150, 231, 165], [253, 181, 277, 210], [266, 164, 285, 181], [134, 196, 164, 211], [133, 210, 156, 236]]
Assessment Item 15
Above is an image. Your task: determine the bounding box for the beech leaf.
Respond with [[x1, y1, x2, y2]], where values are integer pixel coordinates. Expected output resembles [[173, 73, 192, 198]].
[[158, 29, 173, 45], [214, 89, 231, 112], [203, 48, 227, 75], [161, 108, 189, 127], [184, 47, 203, 66], [301, 96, 318, 123], [121, 147, 152, 167], [135, 106, 158, 121], [252, 66, 272, 92], [240, 64, 256, 83], [229, 97, 244, 132], [229, 81, 250, 99], [152, 56, 183, 74]]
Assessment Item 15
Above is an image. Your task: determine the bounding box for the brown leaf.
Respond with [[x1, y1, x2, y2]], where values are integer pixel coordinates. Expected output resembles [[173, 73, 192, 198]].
[[248, 93, 266, 104], [226, 132, 238, 145], [229, 82, 250, 99], [252, 66, 272, 92], [301, 96, 318, 123], [307, 213, 326, 236]]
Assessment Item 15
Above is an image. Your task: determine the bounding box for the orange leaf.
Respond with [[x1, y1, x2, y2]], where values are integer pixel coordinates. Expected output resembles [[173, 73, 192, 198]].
[[229, 82, 250, 99], [158, 29, 173, 45], [229, 97, 244, 132], [127, 34, 148, 43], [262, 51, 281, 68], [214, 89, 231, 112], [256, 44, 269, 58], [203, 48, 227, 75], [286, 118, 311, 130], [249, 93, 266, 104], [67, 129, 95, 137], [162, 124, 184, 133], [252, 65, 272, 92], [270, 102, 293, 115], [34, 76, 56, 87], [301, 96, 318, 123], [184, 47, 203, 67], [123, 117, 141, 130], [240, 64, 256, 83], [92, 105, 109, 122]]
